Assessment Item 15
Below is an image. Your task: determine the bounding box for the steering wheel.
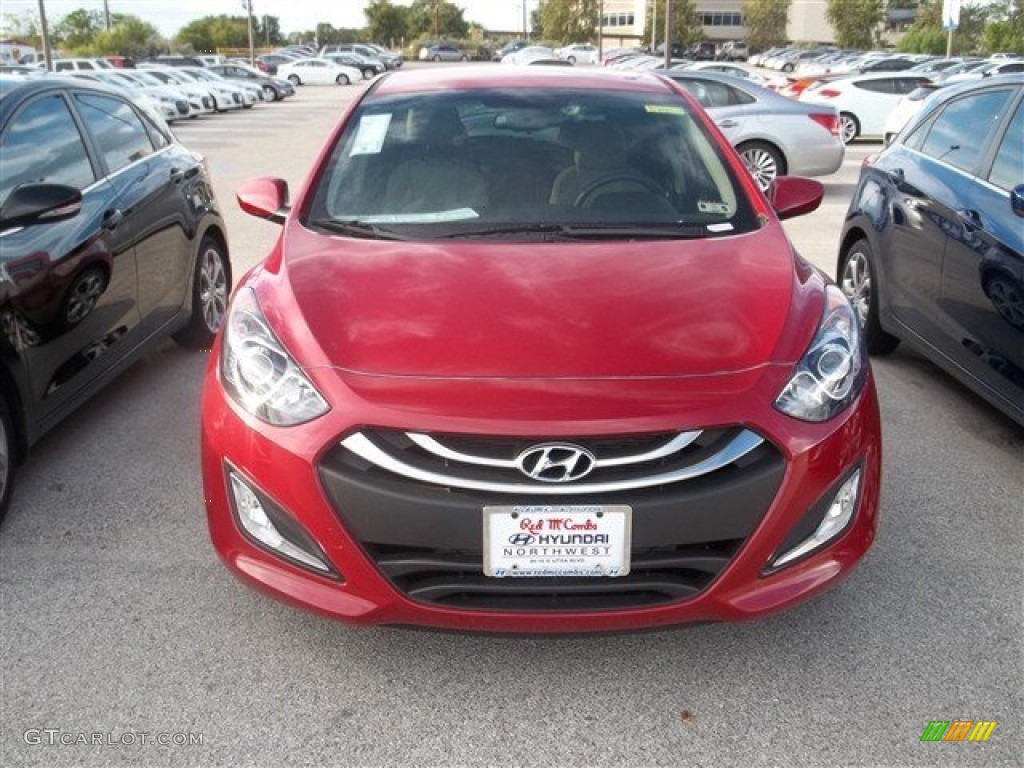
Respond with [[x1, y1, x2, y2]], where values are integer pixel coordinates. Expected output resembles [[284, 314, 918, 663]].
[[573, 173, 665, 208]]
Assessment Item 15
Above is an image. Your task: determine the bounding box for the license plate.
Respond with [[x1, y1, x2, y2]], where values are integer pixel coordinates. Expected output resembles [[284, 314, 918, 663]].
[[482, 505, 632, 578]]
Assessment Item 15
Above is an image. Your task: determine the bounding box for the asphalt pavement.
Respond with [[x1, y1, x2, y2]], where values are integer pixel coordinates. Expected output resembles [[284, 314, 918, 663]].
[[1, 66, 1021, 768]]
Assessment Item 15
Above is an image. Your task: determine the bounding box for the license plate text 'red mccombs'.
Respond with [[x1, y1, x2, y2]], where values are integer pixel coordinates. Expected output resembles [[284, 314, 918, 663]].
[[482, 505, 632, 578]]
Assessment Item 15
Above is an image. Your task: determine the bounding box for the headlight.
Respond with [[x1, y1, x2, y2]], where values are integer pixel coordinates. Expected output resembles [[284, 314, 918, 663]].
[[775, 285, 867, 422], [220, 288, 329, 426]]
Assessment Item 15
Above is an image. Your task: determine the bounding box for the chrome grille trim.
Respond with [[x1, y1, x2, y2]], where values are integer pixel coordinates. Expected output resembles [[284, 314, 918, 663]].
[[408, 430, 702, 469], [339, 430, 764, 495]]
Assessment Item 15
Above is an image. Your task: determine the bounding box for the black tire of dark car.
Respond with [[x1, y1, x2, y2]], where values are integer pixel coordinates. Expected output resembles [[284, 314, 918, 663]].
[[0, 393, 14, 524], [173, 236, 231, 349], [840, 238, 900, 355]]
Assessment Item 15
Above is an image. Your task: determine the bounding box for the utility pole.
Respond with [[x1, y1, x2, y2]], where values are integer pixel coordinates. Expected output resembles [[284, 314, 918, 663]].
[[651, 0, 658, 51], [598, 0, 603, 61], [663, 0, 672, 69], [243, 0, 255, 65], [37, 0, 52, 70], [434, 0, 440, 40], [523, 0, 528, 41], [103, 0, 111, 30]]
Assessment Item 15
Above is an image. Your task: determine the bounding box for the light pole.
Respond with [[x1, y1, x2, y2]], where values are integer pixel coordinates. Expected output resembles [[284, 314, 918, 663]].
[[650, 0, 658, 51], [663, 0, 672, 69], [598, 0, 603, 61], [242, 0, 255, 65], [103, 0, 111, 30], [37, 0, 52, 70]]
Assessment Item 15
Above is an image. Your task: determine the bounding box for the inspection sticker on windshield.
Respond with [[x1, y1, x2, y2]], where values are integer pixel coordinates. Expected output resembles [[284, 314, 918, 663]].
[[698, 200, 731, 215], [350, 114, 391, 156], [483, 505, 632, 578], [645, 104, 685, 115]]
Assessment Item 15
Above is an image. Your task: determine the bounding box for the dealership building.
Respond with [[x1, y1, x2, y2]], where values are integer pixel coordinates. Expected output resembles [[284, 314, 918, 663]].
[[598, 0, 833, 46]]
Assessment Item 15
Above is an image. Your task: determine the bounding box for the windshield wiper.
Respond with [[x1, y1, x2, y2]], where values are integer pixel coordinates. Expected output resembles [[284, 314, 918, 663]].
[[305, 218, 412, 241], [440, 222, 709, 240]]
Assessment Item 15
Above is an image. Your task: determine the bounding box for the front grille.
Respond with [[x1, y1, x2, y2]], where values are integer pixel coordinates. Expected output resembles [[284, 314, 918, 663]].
[[320, 427, 784, 612]]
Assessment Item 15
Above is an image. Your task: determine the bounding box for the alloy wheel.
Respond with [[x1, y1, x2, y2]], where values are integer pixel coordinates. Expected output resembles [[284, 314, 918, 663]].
[[841, 249, 872, 327], [199, 246, 228, 333]]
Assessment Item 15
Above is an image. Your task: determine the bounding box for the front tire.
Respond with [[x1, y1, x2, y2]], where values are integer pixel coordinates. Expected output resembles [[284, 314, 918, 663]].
[[336, 74, 350, 85], [0, 394, 14, 525], [839, 238, 899, 355], [567, 55, 576, 65], [362, 67, 376, 79], [262, 85, 278, 101], [738, 141, 785, 192], [174, 236, 230, 349], [287, 74, 300, 86], [433, 55, 441, 62], [460, 55, 469, 62]]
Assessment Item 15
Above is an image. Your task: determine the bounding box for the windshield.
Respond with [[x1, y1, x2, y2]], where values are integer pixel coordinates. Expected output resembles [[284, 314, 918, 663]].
[[306, 86, 758, 240]]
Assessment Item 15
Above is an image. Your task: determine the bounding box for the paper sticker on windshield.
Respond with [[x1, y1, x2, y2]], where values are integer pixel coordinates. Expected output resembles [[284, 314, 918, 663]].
[[350, 114, 392, 156], [645, 104, 685, 115], [707, 223, 734, 232], [698, 200, 731, 215]]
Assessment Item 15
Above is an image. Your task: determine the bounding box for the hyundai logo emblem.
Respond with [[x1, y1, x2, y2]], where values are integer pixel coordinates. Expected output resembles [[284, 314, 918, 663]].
[[515, 443, 596, 483]]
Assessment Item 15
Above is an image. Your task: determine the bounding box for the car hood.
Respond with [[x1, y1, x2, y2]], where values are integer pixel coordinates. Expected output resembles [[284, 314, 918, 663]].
[[272, 223, 808, 378]]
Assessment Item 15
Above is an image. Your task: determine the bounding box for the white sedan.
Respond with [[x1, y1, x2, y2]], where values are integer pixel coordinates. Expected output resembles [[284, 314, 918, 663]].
[[555, 44, 598, 66], [799, 72, 932, 144], [277, 58, 362, 86]]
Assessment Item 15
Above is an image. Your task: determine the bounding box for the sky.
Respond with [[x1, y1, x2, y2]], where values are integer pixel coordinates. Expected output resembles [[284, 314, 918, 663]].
[[0, 1, 536, 38]]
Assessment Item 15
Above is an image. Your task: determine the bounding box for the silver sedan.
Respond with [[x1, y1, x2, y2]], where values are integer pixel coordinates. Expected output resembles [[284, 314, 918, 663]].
[[664, 71, 844, 190]]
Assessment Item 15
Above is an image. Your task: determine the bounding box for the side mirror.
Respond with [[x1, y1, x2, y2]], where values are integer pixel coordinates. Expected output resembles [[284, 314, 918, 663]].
[[769, 176, 824, 221], [1011, 185, 1024, 219], [0, 183, 82, 230], [236, 176, 290, 224]]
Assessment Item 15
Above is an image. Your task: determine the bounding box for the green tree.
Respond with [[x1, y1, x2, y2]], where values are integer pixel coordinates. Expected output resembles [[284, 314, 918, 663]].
[[897, 0, 991, 55], [825, 0, 886, 49], [175, 15, 250, 52], [87, 16, 165, 58], [53, 8, 104, 49], [742, 0, 790, 52], [982, 0, 1024, 54], [366, 0, 409, 45], [256, 16, 283, 47], [537, 0, 597, 43], [643, 0, 703, 49], [407, 0, 469, 40]]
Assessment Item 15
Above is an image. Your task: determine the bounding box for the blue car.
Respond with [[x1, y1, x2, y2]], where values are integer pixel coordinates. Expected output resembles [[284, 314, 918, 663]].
[[838, 75, 1024, 425]]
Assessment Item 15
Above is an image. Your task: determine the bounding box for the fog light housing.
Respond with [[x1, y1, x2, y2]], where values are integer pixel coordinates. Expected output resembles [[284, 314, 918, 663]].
[[228, 470, 338, 578], [768, 467, 861, 571]]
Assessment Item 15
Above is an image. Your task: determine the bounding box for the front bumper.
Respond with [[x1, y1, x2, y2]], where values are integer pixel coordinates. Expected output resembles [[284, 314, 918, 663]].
[[201, 352, 881, 633]]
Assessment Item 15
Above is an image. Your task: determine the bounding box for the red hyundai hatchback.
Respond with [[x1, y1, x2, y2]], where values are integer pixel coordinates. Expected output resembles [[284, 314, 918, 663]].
[[201, 67, 881, 632]]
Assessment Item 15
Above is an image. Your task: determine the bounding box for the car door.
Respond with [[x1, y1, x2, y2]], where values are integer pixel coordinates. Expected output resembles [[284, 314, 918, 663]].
[[935, 90, 1024, 419], [70, 90, 201, 335], [0, 89, 140, 427], [674, 77, 757, 144], [848, 78, 899, 136]]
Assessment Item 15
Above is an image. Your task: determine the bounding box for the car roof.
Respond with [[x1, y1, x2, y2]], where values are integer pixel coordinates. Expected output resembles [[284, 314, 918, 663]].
[[371, 65, 678, 96], [0, 74, 133, 116]]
